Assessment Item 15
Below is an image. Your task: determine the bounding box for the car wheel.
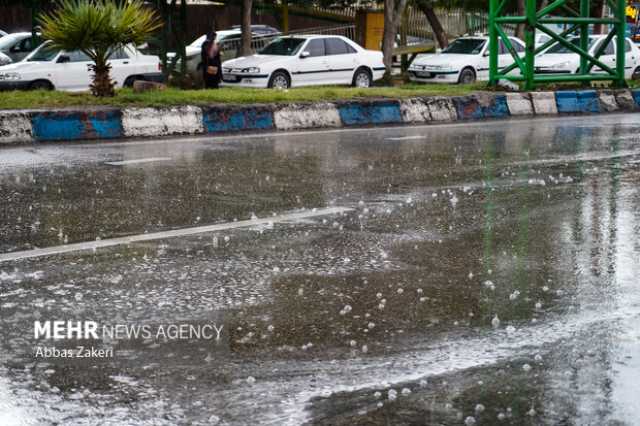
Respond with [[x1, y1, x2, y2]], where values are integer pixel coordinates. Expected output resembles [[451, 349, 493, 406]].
[[633, 66, 640, 80], [352, 67, 372, 88], [458, 67, 476, 84], [268, 71, 290, 89], [124, 76, 141, 87], [29, 80, 53, 91]]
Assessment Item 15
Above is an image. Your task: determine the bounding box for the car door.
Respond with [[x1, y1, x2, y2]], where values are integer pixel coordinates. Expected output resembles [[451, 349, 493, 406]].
[[53, 50, 92, 91], [592, 38, 615, 74], [108, 47, 134, 87], [624, 39, 638, 78], [324, 37, 358, 84], [293, 38, 330, 86]]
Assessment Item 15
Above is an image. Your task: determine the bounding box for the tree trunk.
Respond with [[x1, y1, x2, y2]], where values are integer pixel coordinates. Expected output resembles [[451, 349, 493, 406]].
[[382, 0, 408, 82], [418, 3, 447, 48], [516, 0, 525, 40], [90, 60, 115, 97], [241, 0, 253, 56], [592, 0, 605, 34]]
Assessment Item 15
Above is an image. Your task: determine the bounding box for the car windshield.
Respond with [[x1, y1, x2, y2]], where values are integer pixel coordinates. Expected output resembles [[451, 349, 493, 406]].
[[259, 38, 305, 55], [442, 38, 486, 54], [546, 37, 596, 53], [0, 34, 25, 50], [26, 43, 59, 62]]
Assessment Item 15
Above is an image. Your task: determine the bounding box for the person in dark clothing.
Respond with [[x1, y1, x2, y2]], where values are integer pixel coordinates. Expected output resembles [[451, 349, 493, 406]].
[[201, 31, 222, 89]]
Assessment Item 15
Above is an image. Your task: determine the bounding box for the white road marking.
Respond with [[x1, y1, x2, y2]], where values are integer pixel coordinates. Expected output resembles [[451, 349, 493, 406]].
[[104, 157, 172, 166], [385, 135, 424, 141], [0, 207, 352, 263]]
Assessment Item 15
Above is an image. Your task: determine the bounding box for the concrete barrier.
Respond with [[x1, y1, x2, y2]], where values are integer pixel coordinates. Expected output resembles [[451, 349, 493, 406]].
[[530, 92, 558, 115], [598, 91, 618, 112], [399, 98, 431, 123], [576, 90, 600, 113], [614, 89, 636, 110], [31, 109, 123, 141], [274, 103, 341, 130], [633, 89, 640, 108], [337, 100, 403, 126], [555, 91, 580, 113], [1, 89, 638, 145], [202, 105, 274, 134], [122, 106, 203, 137], [0, 111, 32, 144], [424, 97, 458, 121], [454, 93, 510, 120], [505, 93, 534, 116]]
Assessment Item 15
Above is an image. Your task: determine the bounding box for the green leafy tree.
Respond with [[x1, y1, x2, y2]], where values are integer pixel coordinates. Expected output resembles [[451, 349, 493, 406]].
[[39, 0, 161, 97]]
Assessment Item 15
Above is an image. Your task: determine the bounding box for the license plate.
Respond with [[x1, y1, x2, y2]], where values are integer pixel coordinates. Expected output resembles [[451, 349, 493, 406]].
[[223, 75, 239, 82], [416, 71, 432, 78]]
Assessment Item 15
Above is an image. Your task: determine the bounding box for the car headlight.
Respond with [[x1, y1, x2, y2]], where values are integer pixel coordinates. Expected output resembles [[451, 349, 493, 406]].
[[550, 61, 572, 70], [0, 72, 21, 81], [242, 67, 260, 73]]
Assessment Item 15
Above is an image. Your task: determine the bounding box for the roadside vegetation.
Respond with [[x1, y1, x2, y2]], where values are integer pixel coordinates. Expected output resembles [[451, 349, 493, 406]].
[[0, 83, 486, 109]]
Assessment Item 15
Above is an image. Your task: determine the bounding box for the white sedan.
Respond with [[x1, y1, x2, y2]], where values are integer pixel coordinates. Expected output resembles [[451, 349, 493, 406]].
[[535, 35, 640, 79], [221, 35, 385, 89], [408, 35, 525, 84], [0, 41, 162, 91]]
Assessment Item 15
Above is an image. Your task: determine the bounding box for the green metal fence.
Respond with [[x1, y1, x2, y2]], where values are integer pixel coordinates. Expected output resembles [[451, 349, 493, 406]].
[[489, 0, 627, 90]]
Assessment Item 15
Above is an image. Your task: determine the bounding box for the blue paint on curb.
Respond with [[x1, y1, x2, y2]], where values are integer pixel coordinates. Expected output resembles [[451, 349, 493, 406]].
[[576, 90, 600, 113], [453, 95, 509, 120], [632, 89, 640, 108], [453, 96, 482, 120], [338, 101, 402, 126], [31, 110, 123, 141], [481, 94, 510, 118], [555, 91, 579, 113], [202, 107, 274, 133]]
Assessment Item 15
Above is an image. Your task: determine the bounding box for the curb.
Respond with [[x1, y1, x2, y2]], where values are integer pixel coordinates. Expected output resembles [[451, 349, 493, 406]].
[[1, 89, 639, 145]]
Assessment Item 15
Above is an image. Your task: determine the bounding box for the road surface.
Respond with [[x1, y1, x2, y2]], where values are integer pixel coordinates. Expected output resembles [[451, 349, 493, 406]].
[[1, 115, 640, 425]]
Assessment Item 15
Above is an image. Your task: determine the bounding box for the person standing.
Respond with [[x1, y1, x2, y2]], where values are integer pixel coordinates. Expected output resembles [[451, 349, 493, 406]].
[[201, 31, 222, 89]]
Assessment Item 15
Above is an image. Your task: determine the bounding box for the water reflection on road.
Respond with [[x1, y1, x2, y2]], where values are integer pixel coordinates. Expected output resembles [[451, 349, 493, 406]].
[[0, 115, 639, 425]]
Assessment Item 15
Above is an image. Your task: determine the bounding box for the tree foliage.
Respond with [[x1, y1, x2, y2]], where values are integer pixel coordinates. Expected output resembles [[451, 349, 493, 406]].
[[40, 0, 161, 96]]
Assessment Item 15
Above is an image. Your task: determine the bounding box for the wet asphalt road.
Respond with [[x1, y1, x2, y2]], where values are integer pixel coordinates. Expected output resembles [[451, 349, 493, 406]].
[[1, 115, 640, 425]]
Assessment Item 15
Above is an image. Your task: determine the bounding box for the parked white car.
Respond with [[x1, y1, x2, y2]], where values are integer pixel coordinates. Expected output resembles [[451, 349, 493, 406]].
[[0, 41, 162, 91], [0, 32, 43, 66], [408, 35, 525, 84], [221, 35, 385, 89], [535, 35, 640, 79], [0, 30, 7, 37]]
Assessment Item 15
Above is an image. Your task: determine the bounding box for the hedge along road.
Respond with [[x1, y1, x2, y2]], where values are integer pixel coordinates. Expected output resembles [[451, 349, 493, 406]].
[[1, 115, 640, 425]]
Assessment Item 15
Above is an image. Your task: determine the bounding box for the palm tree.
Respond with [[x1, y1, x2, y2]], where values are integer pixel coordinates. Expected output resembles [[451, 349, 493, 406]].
[[39, 0, 161, 97]]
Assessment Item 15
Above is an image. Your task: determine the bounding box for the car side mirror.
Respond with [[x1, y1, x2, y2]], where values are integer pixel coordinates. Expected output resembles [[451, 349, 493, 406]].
[[58, 54, 70, 63], [300, 51, 310, 59]]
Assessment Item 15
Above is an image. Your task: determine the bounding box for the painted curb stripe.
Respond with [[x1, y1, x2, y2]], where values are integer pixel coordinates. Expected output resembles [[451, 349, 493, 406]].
[[3, 90, 640, 145], [31, 110, 123, 141]]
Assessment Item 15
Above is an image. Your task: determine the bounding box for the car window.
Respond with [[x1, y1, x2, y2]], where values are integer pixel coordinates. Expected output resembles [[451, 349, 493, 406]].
[[10, 37, 31, 53], [509, 38, 525, 53], [27, 43, 59, 62], [498, 40, 507, 54], [442, 38, 486, 55], [538, 35, 551, 44], [325, 38, 354, 55], [595, 38, 615, 55], [67, 50, 91, 62], [259, 37, 305, 56], [546, 37, 597, 53], [306, 39, 325, 57], [625, 39, 632, 52], [110, 48, 129, 60]]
